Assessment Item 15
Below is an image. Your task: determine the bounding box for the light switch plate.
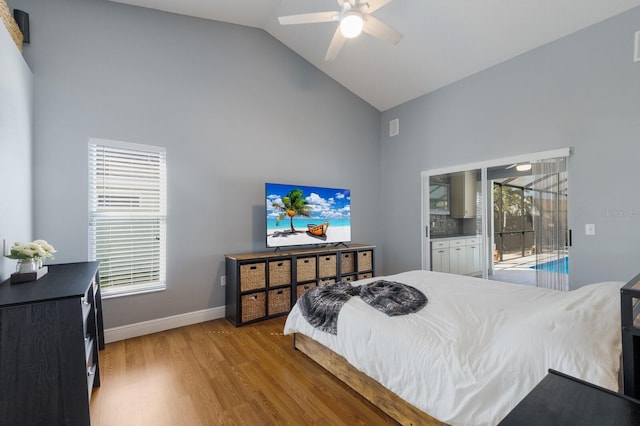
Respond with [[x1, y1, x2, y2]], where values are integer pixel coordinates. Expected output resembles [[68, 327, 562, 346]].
[[585, 224, 596, 235]]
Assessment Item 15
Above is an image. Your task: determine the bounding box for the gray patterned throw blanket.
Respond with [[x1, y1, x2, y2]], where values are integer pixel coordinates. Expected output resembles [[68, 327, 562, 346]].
[[298, 280, 428, 335]]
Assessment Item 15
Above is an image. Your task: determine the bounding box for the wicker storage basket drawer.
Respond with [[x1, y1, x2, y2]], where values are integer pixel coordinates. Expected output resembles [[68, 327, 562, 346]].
[[342, 275, 356, 282], [268, 288, 291, 315], [296, 283, 316, 299], [296, 256, 317, 282], [340, 252, 355, 274], [319, 278, 335, 286], [358, 251, 373, 271], [358, 272, 373, 280], [241, 292, 266, 322], [318, 254, 337, 278], [240, 262, 266, 291], [269, 259, 291, 286]]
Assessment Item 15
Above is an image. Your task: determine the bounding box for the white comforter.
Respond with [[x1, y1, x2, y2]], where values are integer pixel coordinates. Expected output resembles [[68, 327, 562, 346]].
[[284, 270, 623, 426]]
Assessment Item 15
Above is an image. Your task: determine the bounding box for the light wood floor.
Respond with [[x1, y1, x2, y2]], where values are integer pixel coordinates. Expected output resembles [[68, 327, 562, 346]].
[[90, 316, 397, 425]]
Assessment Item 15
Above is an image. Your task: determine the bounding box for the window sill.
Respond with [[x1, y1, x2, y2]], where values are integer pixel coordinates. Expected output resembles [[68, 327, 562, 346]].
[[101, 283, 166, 300]]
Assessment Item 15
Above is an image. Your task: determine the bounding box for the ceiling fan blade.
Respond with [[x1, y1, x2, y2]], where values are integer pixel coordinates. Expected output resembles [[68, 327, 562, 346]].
[[325, 26, 346, 61], [278, 11, 338, 25], [362, 15, 403, 44], [361, 0, 393, 14]]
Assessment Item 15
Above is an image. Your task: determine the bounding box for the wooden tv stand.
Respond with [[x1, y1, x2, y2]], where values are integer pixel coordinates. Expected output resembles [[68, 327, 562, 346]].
[[225, 244, 375, 326]]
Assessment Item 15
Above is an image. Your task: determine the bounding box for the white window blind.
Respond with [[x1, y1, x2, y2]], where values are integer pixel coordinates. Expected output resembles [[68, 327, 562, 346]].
[[89, 139, 167, 297]]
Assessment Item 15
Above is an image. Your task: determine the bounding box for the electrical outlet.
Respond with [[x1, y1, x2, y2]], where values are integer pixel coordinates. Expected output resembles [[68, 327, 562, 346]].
[[221, 275, 226, 287]]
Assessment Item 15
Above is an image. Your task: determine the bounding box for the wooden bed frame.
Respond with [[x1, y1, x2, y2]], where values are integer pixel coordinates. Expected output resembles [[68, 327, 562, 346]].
[[293, 333, 446, 426]]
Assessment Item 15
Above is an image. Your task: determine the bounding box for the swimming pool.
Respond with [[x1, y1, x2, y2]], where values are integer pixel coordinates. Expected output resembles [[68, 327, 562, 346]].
[[530, 256, 569, 274]]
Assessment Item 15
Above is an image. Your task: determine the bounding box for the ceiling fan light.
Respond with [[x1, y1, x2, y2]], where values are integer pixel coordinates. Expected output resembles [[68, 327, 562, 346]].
[[516, 163, 532, 172], [340, 12, 364, 38]]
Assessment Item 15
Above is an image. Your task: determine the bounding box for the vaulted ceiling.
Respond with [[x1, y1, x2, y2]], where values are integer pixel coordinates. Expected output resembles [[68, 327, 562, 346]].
[[107, 0, 640, 111]]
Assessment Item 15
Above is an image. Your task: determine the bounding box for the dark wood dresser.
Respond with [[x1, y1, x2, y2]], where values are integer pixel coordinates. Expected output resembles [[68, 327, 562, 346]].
[[0, 261, 104, 425], [499, 369, 640, 425]]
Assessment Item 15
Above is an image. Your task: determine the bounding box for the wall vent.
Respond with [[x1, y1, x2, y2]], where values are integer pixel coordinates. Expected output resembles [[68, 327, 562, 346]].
[[389, 118, 399, 137], [635, 31, 640, 62]]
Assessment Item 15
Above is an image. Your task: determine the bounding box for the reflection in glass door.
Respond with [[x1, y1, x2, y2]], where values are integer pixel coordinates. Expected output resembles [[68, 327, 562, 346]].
[[424, 170, 484, 278]]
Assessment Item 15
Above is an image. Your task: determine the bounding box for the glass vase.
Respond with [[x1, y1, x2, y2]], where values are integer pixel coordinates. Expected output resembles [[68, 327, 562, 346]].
[[16, 258, 37, 274]]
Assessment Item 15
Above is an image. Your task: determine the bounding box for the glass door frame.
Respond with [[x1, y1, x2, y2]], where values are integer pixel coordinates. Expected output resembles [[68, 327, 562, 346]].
[[421, 147, 571, 280]]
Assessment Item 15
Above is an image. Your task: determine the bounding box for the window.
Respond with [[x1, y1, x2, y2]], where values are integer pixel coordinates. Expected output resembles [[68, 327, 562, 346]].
[[89, 139, 167, 297]]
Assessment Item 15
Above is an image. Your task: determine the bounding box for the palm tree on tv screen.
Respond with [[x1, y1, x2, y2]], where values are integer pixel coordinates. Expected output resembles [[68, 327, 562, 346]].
[[272, 189, 312, 233]]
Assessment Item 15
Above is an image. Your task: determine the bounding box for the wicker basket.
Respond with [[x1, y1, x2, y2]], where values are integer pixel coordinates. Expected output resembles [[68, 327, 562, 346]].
[[0, 0, 23, 52], [340, 252, 355, 274], [358, 251, 373, 271], [268, 287, 291, 315], [241, 292, 266, 323], [296, 256, 316, 282], [239, 262, 266, 292], [296, 283, 316, 299], [343, 275, 356, 282], [268, 259, 291, 286], [318, 254, 336, 278], [358, 272, 373, 280], [319, 278, 335, 286]]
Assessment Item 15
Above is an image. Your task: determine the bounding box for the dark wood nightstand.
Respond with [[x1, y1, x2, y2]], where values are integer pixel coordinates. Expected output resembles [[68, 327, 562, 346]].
[[499, 369, 640, 425]]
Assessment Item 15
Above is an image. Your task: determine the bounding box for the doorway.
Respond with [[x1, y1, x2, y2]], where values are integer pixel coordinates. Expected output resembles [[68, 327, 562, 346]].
[[421, 149, 570, 289], [490, 170, 537, 286]]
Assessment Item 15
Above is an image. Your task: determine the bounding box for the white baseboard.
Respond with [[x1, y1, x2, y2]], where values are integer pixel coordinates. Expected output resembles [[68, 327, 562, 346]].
[[104, 305, 226, 344]]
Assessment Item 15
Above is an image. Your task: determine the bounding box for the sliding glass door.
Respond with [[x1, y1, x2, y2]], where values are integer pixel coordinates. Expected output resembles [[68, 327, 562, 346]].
[[421, 148, 570, 289]]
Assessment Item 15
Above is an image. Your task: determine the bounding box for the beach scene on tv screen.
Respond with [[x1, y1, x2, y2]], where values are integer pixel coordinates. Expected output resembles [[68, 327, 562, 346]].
[[266, 183, 351, 247]]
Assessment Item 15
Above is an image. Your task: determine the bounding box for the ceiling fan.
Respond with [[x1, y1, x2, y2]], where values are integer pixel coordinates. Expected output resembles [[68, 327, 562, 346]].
[[278, 0, 403, 61]]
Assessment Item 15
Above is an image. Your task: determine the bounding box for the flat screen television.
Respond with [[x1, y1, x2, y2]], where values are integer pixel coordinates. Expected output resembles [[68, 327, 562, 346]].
[[266, 182, 351, 248]]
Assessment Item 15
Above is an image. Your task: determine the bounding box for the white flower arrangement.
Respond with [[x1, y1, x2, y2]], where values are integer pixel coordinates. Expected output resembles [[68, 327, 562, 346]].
[[7, 240, 56, 260]]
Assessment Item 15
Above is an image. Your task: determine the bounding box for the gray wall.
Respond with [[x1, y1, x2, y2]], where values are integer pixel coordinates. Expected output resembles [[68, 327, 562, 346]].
[[13, 0, 381, 328], [0, 19, 33, 282], [380, 6, 640, 287]]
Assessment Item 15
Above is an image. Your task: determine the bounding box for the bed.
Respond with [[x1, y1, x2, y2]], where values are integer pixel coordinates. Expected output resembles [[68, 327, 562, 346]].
[[284, 270, 624, 426]]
